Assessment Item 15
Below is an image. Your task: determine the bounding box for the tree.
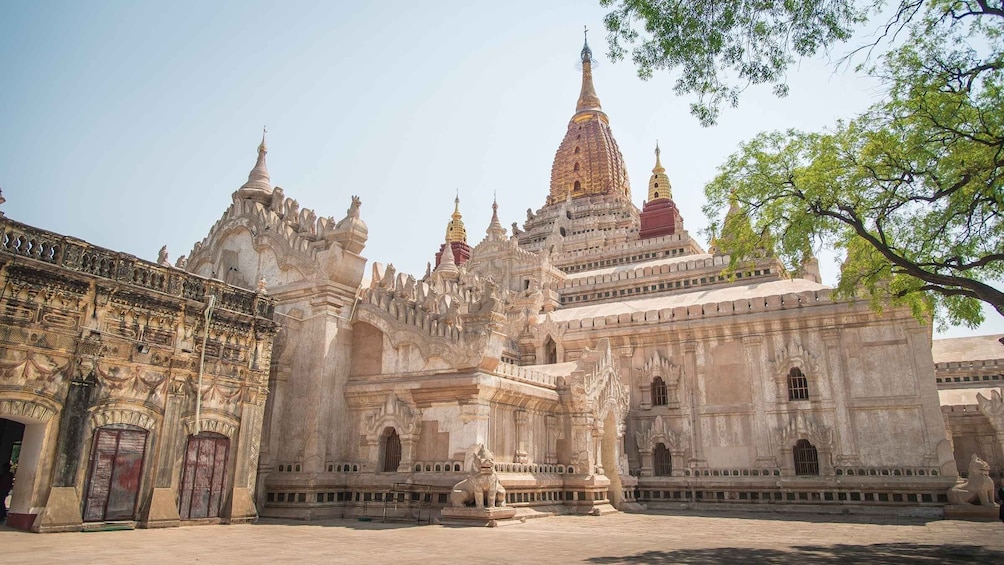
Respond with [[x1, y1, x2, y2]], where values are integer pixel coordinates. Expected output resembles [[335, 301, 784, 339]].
[[702, 5, 1004, 327], [601, 0, 878, 126]]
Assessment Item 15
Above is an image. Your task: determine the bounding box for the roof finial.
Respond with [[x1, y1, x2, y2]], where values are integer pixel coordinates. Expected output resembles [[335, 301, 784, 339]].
[[576, 27, 601, 113], [446, 195, 467, 244], [487, 193, 506, 240], [238, 128, 272, 201]]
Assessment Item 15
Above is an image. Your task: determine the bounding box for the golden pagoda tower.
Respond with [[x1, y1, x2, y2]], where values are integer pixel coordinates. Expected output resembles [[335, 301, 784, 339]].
[[639, 142, 685, 239], [546, 29, 631, 204], [435, 195, 472, 267]]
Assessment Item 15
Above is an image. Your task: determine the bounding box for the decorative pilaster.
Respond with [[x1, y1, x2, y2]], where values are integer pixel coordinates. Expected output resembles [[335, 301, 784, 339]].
[[514, 410, 529, 464], [545, 415, 559, 464], [683, 341, 704, 466], [743, 335, 775, 466]]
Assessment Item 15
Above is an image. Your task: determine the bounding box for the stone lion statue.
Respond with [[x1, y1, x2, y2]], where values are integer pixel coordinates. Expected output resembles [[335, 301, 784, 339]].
[[947, 454, 997, 506], [450, 444, 506, 509]]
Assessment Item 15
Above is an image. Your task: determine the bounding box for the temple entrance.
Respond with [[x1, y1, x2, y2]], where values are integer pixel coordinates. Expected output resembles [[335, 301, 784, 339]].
[[179, 433, 229, 520], [1, 418, 25, 517], [82, 425, 148, 522], [1, 413, 49, 529], [382, 428, 401, 472], [600, 412, 623, 507]]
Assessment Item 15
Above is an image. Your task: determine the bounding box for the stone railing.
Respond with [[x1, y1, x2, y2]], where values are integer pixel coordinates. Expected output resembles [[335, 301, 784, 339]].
[[834, 466, 942, 477], [412, 461, 464, 473], [555, 232, 688, 265], [0, 217, 274, 319], [493, 362, 558, 389], [558, 254, 725, 290], [557, 289, 837, 331]]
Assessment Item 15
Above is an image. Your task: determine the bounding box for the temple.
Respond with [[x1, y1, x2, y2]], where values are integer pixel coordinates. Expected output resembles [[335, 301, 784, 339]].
[[1, 35, 1002, 532]]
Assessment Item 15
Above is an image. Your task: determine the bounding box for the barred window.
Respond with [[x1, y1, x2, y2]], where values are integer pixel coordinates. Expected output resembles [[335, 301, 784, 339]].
[[787, 367, 809, 401], [793, 439, 819, 476], [651, 377, 668, 406], [654, 443, 672, 476]]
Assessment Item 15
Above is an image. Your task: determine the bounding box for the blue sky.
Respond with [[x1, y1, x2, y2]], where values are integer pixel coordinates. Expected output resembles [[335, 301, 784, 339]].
[[1, 0, 1000, 338]]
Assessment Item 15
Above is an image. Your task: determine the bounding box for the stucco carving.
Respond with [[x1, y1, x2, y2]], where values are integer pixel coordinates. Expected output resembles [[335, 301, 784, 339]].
[[772, 342, 820, 377], [775, 412, 833, 449], [181, 415, 238, 438], [0, 398, 56, 423], [364, 393, 420, 442], [635, 415, 688, 453], [91, 406, 158, 431]]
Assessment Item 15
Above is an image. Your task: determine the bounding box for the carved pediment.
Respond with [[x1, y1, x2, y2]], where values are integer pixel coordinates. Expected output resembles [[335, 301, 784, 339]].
[[635, 415, 688, 452], [640, 351, 682, 384], [771, 342, 820, 376], [364, 392, 420, 441], [774, 412, 833, 449]]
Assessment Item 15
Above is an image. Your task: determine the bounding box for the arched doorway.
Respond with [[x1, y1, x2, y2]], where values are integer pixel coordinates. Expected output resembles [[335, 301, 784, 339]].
[[83, 424, 148, 522], [0, 406, 52, 530], [179, 432, 230, 520], [1, 418, 25, 519], [544, 337, 557, 365], [382, 428, 401, 472], [654, 443, 672, 476]]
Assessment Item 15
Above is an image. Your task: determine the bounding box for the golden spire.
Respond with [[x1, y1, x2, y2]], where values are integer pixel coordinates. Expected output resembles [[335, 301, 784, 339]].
[[576, 26, 601, 114], [647, 141, 672, 202], [445, 195, 468, 244]]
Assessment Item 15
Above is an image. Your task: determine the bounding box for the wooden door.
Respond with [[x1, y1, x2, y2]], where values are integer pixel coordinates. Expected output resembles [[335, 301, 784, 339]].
[[83, 426, 148, 522], [179, 433, 229, 519]]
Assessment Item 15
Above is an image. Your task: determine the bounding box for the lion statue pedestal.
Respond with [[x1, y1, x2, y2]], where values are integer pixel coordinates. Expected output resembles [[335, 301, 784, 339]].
[[944, 454, 1000, 521], [440, 445, 518, 527]]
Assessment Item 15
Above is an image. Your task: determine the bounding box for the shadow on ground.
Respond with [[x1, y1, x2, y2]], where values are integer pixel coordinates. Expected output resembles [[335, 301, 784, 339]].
[[585, 543, 1003, 564], [631, 508, 943, 526]]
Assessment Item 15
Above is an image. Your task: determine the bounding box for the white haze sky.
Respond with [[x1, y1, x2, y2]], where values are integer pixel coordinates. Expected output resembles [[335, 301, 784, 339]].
[[1, 0, 1000, 338]]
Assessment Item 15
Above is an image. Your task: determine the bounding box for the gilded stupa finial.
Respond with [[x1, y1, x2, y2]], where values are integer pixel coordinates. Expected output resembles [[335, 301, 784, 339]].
[[647, 140, 672, 201], [445, 194, 468, 244]]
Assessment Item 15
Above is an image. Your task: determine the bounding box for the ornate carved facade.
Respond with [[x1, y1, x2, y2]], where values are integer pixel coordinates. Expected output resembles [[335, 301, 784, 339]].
[[0, 216, 276, 532]]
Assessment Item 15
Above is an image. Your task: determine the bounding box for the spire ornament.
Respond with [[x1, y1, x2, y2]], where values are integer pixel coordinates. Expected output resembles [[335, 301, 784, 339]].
[[445, 195, 468, 244], [486, 196, 507, 241], [576, 27, 602, 114], [647, 141, 672, 202], [236, 128, 273, 203]]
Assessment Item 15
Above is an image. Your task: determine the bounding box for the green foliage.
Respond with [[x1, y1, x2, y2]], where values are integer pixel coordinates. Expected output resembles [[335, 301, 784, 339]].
[[600, 0, 873, 125], [703, 4, 1004, 327]]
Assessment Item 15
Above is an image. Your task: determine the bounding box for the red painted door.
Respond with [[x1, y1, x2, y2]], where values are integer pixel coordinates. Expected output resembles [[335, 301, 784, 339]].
[[179, 434, 229, 519], [83, 427, 148, 522]]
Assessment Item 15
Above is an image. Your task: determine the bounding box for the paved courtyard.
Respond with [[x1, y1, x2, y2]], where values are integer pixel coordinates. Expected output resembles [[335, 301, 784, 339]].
[[3, 510, 1003, 564]]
